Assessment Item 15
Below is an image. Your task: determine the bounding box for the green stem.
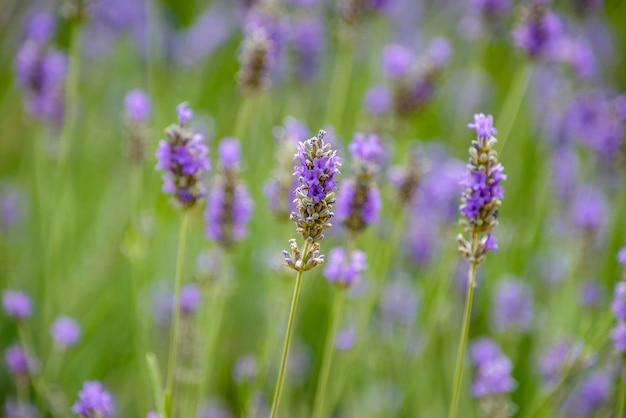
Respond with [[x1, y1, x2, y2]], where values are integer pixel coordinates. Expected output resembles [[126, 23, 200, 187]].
[[448, 254, 478, 418], [270, 240, 310, 418], [617, 360, 626, 418], [496, 63, 532, 153], [164, 211, 190, 418], [311, 290, 345, 418]]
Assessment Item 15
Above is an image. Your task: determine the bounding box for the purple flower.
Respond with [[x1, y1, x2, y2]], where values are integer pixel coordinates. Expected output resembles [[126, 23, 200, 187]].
[[15, 40, 67, 127], [291, 15, 325, 81], [180, 283, 201, 314], [4, 398, 38, 418], [155, 103, 210, 208], [198, 398, 233, 418], [218, 137, 241, 169], [569, 371, 610, 417], [459, 114, 505, 264], [570, 185, 607, 231], [470, 337, 503, 368], [579, 280, 604, 307], [612, 282, 626, 321], [324, 247, 367, 288], [176, 102, 193, 127], [0, 185, 26, 231], [124, 89, 151, 122], [382, 44, 414, 79], [556, 37, 596, 79], [2, 289, 32, 318], [205, 138, 253, 248], [233, 355, 258, 385], [147, 412, 159, 418], [72, 381, 114, 418], [491, 278, 533, 332], [335, 326, 356, 351], [470, 0, 512, 22], [539, 340, 593, 388], [619, 246, 626, 265], [512, 3, 562, 59], [551, 146, 579, 200], [365, 85, 391, 116], [290, 130, 341, 242], [4, 344, 30, 374], [336, 133, 383, 234], [467, 113, 497, 138], [470, 338, 517, 398], [51, 315, 81, 347], [25, 12, 56, 44], [612, 321, 626, 352], [238, 9, 279, 94], [428, 37, 451, 67]]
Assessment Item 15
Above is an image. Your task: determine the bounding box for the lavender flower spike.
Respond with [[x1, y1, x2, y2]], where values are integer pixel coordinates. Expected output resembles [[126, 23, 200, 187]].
[[155, 102, 210, 208], [71, 381, 114, 418], [336, 133, 383, 235], [458, 113, 506, 265], [323, 247, 367, 288], [205, 138, 253, 249], [290, 129, 341, 243], [284, 129, 341, 272], [50, 315, 81, 347]]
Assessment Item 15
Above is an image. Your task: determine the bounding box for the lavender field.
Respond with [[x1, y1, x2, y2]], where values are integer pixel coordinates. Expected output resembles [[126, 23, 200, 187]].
[[2, 0, 626, 417]]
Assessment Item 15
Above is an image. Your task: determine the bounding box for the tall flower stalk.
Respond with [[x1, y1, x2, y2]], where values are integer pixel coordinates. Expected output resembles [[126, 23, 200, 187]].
[[271, 129, 341, 418], [312, 132, 381, 418], [155, 103, 210, 418], [449, 113, 506, 418]]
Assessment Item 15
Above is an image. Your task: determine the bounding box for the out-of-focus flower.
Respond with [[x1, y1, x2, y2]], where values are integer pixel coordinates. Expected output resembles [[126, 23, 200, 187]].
[[539, 340, 594, 388], [512, 1, 562, 59], [2, 289, 32, 318], [4, 398, 38, 418], [323, 247, 367, 288], [233, 355, 258, 385], [205, 138, 253, 249], [491, 278, 533, 333], [291, 15, 325, 81], [379, 279, 419, 327], [71, 381, 115, 418], [579, 280, 604, 307], [124, 89, 151, 122], [180, 283, 201, 314], [4, 344, 31, 375], [51, 315, 81, 347], [364, 85, 392, 116], [569, 185, 608, 232], [335, 326, 356, 351], [155, 102, 210, 208]]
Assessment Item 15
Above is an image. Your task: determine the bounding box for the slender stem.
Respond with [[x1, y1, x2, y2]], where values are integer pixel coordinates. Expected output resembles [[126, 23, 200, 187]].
[[164, 211, 190, 418], [312, 290, 345, 418], [617, 360, 626, 418], [270, 240, 310, 418], [324, 44, 353, 127], [448, 252, 478, 418], [496, 64, 532, 153]]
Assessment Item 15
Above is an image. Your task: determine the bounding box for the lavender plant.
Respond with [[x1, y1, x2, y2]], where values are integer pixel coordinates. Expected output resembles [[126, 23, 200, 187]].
[[155, 102, 210, 417], [272, 129, 341, 418], [449, 113, 506, 418]]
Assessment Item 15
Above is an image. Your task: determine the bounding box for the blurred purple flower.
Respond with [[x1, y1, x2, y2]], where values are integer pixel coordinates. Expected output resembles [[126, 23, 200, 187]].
[[512, 3, 562, 59], [4, 344, 31, 374], [291, 15, 325, 81], [539, 340, 593, 388], [324, 247, 367, 288], [365, 85, 391, 115], [551, 146, 578, 200], [612, 321, 626, 352], [619, 246, 626, 265], [25, 12, 55, 44], [335, 326, 356, 351], [2, 289, 32, 318], [205, 138, 253, 248], [491, 278, 533, 333], [470, 337, 503, 367], [470, 338, 517, 397], [569, 185, 608, 231], [0, 185, 26, 231], [72, 381, 114, 418], [382, 44, 414, 79], [198, 398, 233, 418], [4, 399, 38, 418], [428, 37, 451, 66], [180, 283, 201, 314], [612, 282, 626, 321], [175, 7, 233, 68], [579, 280, 604, 307], [568, 371, 610, 417], [233, 355, 258, 385], [51, 315, 81, 347], [155, 102, 210, 208], [124, 89, 151, 122], [556, 37, 596, 79]]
